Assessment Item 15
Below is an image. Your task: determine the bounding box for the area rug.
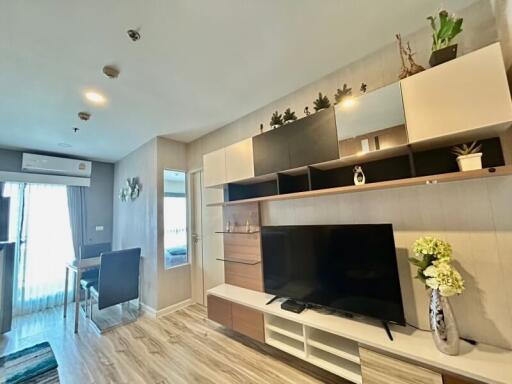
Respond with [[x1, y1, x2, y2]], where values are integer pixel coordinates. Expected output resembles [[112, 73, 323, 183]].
[[0, 342, 59, 383]]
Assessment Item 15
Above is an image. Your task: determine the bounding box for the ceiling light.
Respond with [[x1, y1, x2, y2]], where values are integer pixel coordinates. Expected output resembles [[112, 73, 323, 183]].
[[84, 91, 106, 105], [103, 65, 120, 79], [78, 111, 91, 121]]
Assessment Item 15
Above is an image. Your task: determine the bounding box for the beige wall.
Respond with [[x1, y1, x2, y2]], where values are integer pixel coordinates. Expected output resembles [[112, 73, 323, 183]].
[[113, 137, 191, 312], [156, 137, 191, 310], [185, 0, 512, 349], [113, 138, 158, 308]]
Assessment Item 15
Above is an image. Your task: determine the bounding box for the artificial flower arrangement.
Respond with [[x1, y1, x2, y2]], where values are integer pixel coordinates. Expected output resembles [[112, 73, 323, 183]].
[[409, 236, 465, 297]]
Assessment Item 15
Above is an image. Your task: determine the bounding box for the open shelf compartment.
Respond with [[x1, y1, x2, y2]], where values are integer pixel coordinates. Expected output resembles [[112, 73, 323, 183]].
[[265, 329, 305, 359], [307, 327, 360, 364], [265, 314, 304, 342], [307, 346, 362, 384]]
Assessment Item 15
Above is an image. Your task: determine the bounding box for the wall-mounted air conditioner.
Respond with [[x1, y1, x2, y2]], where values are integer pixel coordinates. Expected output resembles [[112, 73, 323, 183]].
[[22, 153, 92, 178]]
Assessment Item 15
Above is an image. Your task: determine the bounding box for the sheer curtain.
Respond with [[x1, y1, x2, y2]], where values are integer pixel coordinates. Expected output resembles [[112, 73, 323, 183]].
[[4, 182, 75, 316]]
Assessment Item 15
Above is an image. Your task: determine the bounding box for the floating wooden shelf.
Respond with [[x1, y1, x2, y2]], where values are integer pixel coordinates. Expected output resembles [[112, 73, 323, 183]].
[[214, 231, 260, 234], [207, 166, 512, 207], [215, 257, 261, 265]]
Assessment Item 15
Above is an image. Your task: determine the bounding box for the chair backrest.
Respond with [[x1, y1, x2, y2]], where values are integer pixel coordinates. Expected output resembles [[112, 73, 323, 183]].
[[79, 242, 111, 260], [97, 248, 141, 310]]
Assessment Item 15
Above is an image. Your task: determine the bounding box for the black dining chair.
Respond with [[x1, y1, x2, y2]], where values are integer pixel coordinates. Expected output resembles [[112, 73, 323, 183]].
[[79, 242, 111, 316], [89, 248, 141, 328]]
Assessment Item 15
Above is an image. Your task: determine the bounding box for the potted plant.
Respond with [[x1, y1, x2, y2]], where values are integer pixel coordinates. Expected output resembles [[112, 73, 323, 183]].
[[313, 92, 331, 112], [283, 108, 297, 124], [427, 10, 463, 67], [334, 84, 352, 105], [270, 111, 283, 129], [451, 141, 482, 171], [409, 236, 465, 355]]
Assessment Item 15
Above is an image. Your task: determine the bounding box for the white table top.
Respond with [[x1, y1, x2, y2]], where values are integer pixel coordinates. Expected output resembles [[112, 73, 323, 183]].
[[208, 284, 512, 384]]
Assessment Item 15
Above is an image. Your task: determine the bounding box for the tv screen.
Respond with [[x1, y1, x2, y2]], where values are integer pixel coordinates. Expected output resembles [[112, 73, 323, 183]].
[[261, 224, 405, 325]]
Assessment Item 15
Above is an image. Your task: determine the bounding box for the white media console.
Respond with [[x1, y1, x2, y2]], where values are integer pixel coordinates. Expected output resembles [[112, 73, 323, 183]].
[[208, 283, 512, 384]]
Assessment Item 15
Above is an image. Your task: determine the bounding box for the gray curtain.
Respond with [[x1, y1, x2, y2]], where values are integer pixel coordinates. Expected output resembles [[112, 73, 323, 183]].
[[67, 186, 87, 262], [0, 182, 4, 197]]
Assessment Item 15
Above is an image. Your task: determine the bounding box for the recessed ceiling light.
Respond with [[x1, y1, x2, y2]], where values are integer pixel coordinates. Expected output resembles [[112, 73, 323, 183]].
[[58, 143, 72, 148], [84, 91, 107, 105]]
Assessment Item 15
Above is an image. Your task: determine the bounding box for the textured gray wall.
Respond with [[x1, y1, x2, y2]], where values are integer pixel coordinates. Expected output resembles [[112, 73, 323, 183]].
[[0, 148, 114, 245]]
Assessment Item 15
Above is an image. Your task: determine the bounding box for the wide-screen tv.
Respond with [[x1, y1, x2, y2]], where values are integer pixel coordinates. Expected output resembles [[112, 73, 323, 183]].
[[262, 224, 406, 325]]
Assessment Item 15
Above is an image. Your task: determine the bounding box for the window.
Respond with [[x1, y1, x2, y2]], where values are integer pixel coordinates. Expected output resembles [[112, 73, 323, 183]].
[[163, 170, 188, 269]]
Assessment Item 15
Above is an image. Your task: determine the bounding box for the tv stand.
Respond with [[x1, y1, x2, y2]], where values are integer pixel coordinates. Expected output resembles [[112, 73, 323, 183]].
[[382, 321, 393, 341], [265, 295, 280, 305]]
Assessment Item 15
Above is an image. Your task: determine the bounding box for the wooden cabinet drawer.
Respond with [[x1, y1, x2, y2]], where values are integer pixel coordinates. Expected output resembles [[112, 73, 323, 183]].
[[232, 303, 265, 343], [203, 148, 226, 187], [225, 138, 254, 183], [360, 348, 442, 384], [207, 295, 232, 328], [401, 43, 512, 144]]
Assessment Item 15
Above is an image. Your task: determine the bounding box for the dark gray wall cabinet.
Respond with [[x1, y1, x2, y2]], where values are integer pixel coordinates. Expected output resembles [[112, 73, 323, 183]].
[[252, 107, 339, 176]]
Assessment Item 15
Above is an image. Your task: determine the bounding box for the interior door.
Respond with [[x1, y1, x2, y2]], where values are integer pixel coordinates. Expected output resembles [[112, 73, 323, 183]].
[[190, 170, 204, 305]]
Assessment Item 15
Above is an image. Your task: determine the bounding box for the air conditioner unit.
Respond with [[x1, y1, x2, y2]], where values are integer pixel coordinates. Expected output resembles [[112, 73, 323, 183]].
[[22, 153, 92, 178]]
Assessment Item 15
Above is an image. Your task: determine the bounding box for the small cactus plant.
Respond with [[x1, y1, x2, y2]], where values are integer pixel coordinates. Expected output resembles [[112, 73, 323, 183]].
[[313, 92, 331, 112], [270, 111, 284, 128], [283, 108, 297, 124]]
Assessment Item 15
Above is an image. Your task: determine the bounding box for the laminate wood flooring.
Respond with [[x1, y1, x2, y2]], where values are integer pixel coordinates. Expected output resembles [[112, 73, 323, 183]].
[[0, 304, 347, 384]]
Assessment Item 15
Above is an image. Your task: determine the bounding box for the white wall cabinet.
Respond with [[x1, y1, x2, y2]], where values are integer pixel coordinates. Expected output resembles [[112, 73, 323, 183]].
[[203, 138, 254, 187], [225, 138, 254, 183], [401, 43, 512, 144], [203, 148, 226, 187]]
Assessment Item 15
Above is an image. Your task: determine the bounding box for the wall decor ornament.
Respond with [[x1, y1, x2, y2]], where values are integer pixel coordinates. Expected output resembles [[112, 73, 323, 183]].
[[334, 84, 352, 105], [119, 177, 141, 202], [353, 165, 365, 185], [270, 111, 284, 129], [360, 83, 368, 93], [409, 236, 465, 355], [428, 10, 463, 67], [304, 106, 311, 116], [260, 123, 264, 133], [313, 92, 331, 112], [283, 108, 297, 124], [396, 34, 425, 79]]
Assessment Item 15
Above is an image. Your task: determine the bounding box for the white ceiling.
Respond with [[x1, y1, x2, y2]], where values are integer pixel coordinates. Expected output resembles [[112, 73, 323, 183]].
[[0, 0, 476, 162]]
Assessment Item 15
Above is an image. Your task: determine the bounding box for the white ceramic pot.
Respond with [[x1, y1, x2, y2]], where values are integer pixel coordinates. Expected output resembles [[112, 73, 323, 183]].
[[456, 153, 482, 171]]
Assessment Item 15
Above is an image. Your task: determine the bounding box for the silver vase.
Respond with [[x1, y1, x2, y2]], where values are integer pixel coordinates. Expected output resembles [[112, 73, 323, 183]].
[[429, 289, 460, 355]]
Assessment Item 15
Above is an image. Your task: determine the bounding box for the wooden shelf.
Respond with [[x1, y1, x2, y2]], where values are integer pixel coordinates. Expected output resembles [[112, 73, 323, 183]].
[[207, 166, 512, 207], [215, 231, 260, 234], [215, 257, 261, 265]]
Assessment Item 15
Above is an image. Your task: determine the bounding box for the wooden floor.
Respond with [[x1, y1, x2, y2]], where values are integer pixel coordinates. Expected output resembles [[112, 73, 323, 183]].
[[0, 304, 346, 384]]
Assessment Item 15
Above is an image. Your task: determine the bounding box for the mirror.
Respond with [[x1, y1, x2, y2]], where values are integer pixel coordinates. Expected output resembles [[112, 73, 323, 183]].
[[335, 82, 407, 157], [163, 170, 188, 269]]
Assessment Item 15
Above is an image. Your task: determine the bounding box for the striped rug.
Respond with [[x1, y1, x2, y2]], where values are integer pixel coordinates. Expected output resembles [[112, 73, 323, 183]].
[[0, 342, 59, 384]]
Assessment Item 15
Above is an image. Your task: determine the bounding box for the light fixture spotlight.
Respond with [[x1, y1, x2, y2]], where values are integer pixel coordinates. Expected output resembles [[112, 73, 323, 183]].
[[84, 91, 106, 104], [78, 111, 91, 121], [72, 127, 80, 133], [102, 65, 120, 79], [127, 29, 141, 42]]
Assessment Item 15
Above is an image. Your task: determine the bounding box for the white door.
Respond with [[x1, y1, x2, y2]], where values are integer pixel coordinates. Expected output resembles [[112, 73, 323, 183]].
[[190, 170, 204, 305]]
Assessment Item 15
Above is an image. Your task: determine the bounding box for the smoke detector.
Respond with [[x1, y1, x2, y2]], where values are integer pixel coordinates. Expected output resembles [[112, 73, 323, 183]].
[[78, 111, 91, 121], [127, 29, 141, 42], [103, 65, 120, 79]]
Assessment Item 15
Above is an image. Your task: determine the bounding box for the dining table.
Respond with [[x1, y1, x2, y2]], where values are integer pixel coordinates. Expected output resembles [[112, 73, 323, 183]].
[[63, 256, 101, 333]]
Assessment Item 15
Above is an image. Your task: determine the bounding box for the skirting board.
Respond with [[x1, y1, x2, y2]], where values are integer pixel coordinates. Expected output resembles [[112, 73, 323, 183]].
[[141, 298, 193, 319]]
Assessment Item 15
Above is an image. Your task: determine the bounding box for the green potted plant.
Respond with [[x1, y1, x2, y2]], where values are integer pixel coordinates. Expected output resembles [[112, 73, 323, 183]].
[[282, 108, 297, 124], [451, 141, 482, 171], [409, 236, 465, 355], [427, 10, 463, 67], [313, 92, 331, 112], [334, 84, 352, 105], [270, 111, 284, 129]]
